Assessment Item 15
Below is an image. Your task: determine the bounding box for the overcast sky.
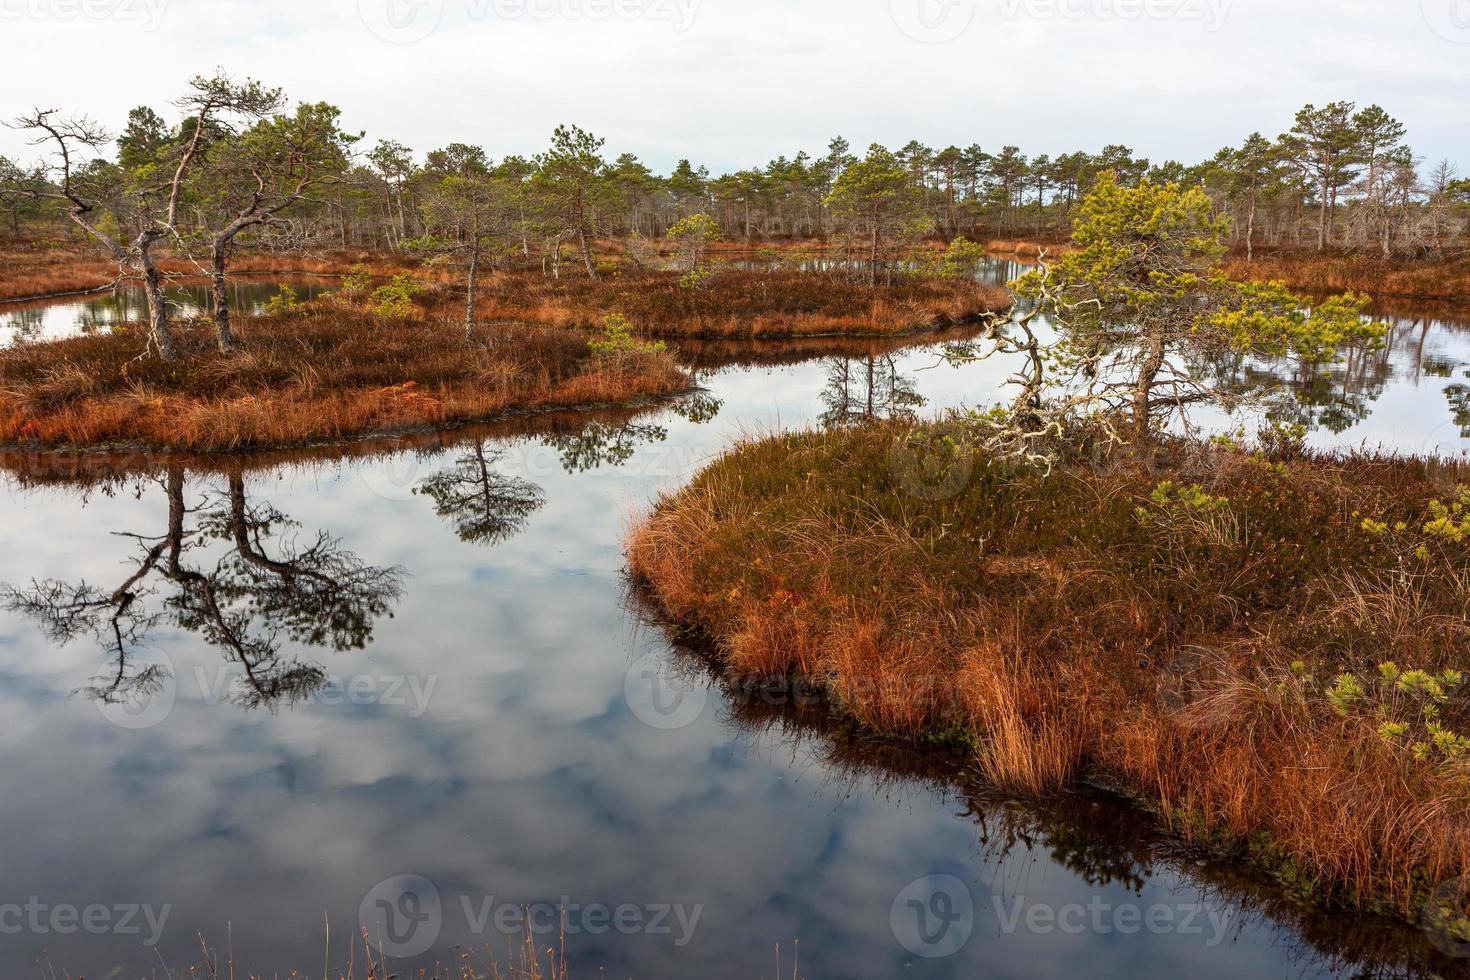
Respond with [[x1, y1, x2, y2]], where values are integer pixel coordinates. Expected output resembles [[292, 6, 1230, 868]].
[[1, 0, 1468, 174]]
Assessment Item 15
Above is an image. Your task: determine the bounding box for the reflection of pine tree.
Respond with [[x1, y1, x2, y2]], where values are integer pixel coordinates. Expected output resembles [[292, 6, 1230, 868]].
[[414, 441, 545, 545], [542, 421, 668, 473], [1, 466, 403, 711], [669, 391, 724, 425], [1444, 383, 1470, 437], [2, 307, 47, 344], [1244, 360, 1379, 436], [1421, 355, 1460, 379], [818, 354, 925, 429]]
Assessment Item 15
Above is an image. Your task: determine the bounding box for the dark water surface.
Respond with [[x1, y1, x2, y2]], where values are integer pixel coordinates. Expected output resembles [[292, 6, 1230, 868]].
[[0, 264, 1468, 978]]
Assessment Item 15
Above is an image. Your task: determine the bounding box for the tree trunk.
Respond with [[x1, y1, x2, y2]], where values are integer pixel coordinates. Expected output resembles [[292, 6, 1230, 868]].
[[868, 202, 880, 288], [210, 239, 236, 354], [1133, 328, 1166, 441], [1316, 180, 1329, 252], [578, 227, 597, 280], [140, 250, 176, 362], [382, 184, 398, 251], [1245, 183, 1257, 263], [574, 181, 598, 281], [465, 240, 480, 340]]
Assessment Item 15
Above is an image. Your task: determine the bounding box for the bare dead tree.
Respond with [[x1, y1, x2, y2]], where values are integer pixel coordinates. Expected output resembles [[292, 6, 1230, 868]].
[[5, 109, 182, 358], [6, 73, 290, 359]]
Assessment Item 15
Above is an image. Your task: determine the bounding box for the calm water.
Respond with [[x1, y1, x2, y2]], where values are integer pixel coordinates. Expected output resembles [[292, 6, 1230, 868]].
[[0, 266, 1468, 978], [0, 278, 334, 346]]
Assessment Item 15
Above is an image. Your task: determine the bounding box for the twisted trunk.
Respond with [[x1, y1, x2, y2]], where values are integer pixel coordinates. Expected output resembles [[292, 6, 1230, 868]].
[[210, 241, 236, 354], [1133, 327, 1166, 441], [139, 238, 176, 361]]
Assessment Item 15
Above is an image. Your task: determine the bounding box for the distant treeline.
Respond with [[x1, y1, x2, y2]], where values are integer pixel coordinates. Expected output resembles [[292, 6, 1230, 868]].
[[3, 82, 1468, 264]]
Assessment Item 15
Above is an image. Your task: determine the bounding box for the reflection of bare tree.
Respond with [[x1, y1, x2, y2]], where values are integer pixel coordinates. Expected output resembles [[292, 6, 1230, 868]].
[[414, 441, 545, 545], [4, 560, 167, 707], [819, 353, 925, 428], [1, 466, 403, 712]]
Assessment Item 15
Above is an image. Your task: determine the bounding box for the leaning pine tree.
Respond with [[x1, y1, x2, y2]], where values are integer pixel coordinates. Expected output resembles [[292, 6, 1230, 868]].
[[960, 171, 1386, 459]]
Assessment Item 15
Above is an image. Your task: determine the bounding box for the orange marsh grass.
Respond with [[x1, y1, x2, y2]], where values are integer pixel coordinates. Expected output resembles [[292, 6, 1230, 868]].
[[626, 422, 1470, 918]]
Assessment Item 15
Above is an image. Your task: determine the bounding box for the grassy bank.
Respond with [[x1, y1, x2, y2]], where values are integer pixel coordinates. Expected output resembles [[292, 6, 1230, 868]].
[[0, 246, 120, 301], [1222, 252, 1470, 302], [0, 401, 671, 486], [0, 306, 687, 452], [626, 421, 1470, 923], [478, 268, 1008, 339], [0, 246, 435, 303], [660, 649, 1465, 977]]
